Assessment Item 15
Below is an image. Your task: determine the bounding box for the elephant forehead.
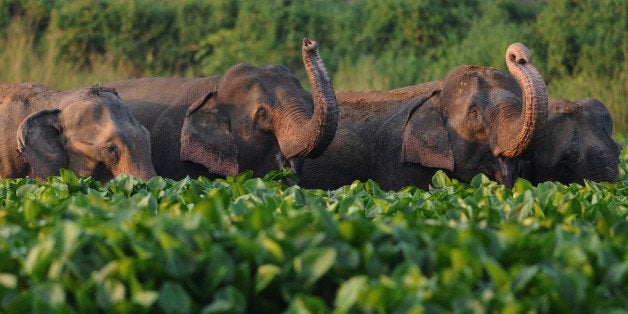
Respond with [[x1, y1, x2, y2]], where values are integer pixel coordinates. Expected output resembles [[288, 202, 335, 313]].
[[63, 97, 136, 124], [224, 63, 300, 85], [61, 100, 110, 124], [60, 101, 129, 139], [220, 69, 304, 100], [217, 80, 270, 104], [489, 90, 521, 107]]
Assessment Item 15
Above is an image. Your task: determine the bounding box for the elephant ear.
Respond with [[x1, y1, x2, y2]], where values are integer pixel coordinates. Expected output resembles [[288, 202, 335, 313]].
[[401, 93, 455, 171], [180, 92, 239, 176], [17, 109, 68, 179]]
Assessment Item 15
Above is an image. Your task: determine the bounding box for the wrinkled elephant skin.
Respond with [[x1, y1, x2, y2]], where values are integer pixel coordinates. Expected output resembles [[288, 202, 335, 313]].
[[300, 43, 548, 190], [521, 98, 621, 184], [104, 38, 338, 180], [0, 83, 156, 181]]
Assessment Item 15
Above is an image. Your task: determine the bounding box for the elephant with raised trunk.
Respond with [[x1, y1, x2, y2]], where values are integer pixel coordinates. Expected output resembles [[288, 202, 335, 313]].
[[0, 83, 156, 181], [104, 38, 338, 180], [521, 98, 621, 185], [300, 43, 548, 190]]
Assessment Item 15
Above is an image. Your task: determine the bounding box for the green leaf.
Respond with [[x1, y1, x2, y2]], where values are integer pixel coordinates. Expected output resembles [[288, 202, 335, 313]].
[[0, 273, 17, 289], [22, 198, 43, 222], [512, 265, 539, 292], [132, 290, 159, 308], [202, 286, 246, 314], [255, 264, 282, 292], [470, 173, 494, 187], [286, 293, 328, 314], [259, 236, 284, 262], [263, 166, 300, 184], [158, 282, 192, 314], [33, 282, 66, 312], [482, 257, 511, 292], [294, 247, 337, 288], [24, 239, 54, 280], [96, 279, 126, 309], [431, 170, 452, 188], [59, 168, 79, 184], [334, 275, 368, 312]]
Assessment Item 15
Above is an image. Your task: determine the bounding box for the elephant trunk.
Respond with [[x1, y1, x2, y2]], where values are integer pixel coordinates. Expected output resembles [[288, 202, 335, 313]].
[[114, 159, 156, 181], [113, 132, 157, 181], [282, 38, 339, 159], [493, 43, 548, 158], [580, 145, 619, 183]]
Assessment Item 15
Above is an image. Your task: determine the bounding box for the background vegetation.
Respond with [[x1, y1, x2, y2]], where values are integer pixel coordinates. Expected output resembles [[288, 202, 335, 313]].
[[0, 0, 626, 134]]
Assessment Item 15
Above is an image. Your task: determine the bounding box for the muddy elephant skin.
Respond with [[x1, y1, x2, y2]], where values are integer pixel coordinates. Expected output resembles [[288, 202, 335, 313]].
[[521, 98, 621, 185], [300, 43, 548, 191], [0, 83, 156, 181], [104, 38, 338, 180]]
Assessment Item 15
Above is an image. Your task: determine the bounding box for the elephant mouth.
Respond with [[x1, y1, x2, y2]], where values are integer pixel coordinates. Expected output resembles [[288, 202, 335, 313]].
[[274, 153, 303, 185], [274, 152, 302, 175]]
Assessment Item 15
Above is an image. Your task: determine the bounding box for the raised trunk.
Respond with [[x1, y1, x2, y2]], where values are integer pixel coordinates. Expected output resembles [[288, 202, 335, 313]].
[[493, 43, 548, 158], [282, 38, 339, 159]]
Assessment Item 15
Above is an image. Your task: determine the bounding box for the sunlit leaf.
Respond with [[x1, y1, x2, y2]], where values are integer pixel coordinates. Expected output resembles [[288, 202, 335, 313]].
[[335, 275, 368, 312], [96, 279, 126, 309], [294, 247, 337, 288], [431, 171, 452, 188], [132, 290, 159, 308], [0, 273, 17, 289], [286, 293, 328, 314], [483, 258, 511, 292], [255, 264, 282, 292]]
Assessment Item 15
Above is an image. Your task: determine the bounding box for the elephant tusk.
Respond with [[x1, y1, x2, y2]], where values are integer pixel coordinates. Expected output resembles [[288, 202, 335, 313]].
[[288, 158, 304, 176]]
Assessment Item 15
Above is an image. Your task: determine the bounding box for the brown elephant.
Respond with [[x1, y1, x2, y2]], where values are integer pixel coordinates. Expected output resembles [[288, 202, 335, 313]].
[[299, 43, 548, 190], [0, 83, 156, 181], [103, 38, 338, 180], [520, 98, 621, 185]]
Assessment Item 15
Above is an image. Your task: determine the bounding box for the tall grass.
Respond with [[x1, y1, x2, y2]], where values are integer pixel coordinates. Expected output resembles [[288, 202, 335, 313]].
[[0, 19, 136, 90]]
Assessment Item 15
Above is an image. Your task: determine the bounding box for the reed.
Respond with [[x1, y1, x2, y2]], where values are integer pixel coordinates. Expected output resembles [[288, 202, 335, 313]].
[[0, 19, 135, 90]]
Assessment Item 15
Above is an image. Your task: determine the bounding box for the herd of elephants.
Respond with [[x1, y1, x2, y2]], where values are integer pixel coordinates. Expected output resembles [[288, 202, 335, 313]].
[[0, 38, 622, 190]]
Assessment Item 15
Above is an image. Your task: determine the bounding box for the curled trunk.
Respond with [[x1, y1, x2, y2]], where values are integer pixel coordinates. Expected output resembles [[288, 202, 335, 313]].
[[493, 43, 548, 158], [281, 38, 339, 159]]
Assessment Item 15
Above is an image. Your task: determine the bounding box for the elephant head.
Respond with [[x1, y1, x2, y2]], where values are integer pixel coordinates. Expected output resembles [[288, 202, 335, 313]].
[[402, 43, 548, 187], [522, 98, 621, 184], [179, 38, 338, 177], [17, 86, 156, 181]]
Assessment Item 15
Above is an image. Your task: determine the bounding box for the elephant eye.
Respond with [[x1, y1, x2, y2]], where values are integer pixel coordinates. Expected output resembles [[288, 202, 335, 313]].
[[100, 143, 119, 165], [254, 107, 272, 131], [467, 105, 479, 117]]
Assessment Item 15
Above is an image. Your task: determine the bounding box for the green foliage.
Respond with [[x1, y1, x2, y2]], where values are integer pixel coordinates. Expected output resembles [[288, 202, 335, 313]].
[[535, 0, 627, 80], [1, 152, 627, 312], [0, 0, 626, 131]]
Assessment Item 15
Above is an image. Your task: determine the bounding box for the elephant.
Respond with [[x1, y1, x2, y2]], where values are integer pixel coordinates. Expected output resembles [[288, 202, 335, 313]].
[[520, 98, 621, 185], [103, 38, 338, 180], [0, 83, 156, 181], [299, 43, 548, 191]]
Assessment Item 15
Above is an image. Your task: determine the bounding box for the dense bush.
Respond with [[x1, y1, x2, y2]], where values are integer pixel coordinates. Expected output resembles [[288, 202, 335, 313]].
[[1, 0, 626, 132], [0, 146, 626, 313]]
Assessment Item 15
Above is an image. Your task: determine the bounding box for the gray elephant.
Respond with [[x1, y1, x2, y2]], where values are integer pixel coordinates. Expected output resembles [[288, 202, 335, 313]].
[[520, 98, 621, 185], [0, 83, 156, 181], [103, 38, 337, 180], [299, 43, 548, 190]]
